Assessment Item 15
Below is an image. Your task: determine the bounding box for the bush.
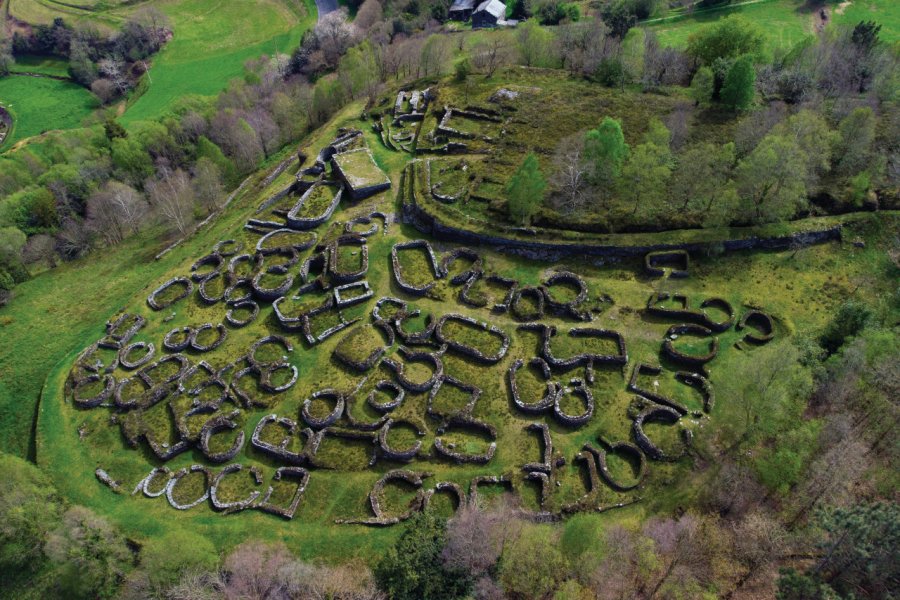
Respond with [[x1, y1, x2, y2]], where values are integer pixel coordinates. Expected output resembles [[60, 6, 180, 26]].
[[45, 506, 133, 599], [0, 453, 63, 575], [499, 524, 568, 599], [819, 300, 872, 354]]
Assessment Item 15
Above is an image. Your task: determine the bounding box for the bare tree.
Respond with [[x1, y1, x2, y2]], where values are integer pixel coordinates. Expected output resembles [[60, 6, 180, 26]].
[[354, 0, 384, 31], [210, 110, 265, 172], [98, 57, 130, 93], [146, 169, 195, 235], [192, 158, 224, 212], [221, 541, 298, 600], [22, 234, 57, 267], [549, 133, 589, 213], [442, 502, 522, 578], [56, 217, 93, 259], [664, 101, 692, 151], [243, 107, 282, 159], [420, 34, 450, 77], [315, 9, 357, 68], [91, 78, 118, 105], [729, 510, 789, 595], [86, 181, 149, 244], [472, 38, 510, 78]]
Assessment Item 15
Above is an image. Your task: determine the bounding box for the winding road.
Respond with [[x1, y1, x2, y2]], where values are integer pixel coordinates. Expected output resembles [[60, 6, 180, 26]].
[[315, 0, 339, 20]]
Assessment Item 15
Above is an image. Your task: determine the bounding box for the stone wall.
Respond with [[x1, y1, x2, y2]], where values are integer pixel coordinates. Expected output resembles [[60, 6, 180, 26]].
[[402, 201, 844, 260]]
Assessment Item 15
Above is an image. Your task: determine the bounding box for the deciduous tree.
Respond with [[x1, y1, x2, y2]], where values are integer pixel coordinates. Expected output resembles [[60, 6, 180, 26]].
[[506, 152, 547, 225]]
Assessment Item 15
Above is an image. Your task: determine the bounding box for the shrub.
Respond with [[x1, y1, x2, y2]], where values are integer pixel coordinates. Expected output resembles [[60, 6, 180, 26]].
[[819, 300, 872, 354], [499, 524, 568, 598], [0, 453, 63, 575]]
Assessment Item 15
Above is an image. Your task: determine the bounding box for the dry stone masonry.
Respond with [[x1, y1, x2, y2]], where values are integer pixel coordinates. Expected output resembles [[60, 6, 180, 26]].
[[62, 91, 788, 525]]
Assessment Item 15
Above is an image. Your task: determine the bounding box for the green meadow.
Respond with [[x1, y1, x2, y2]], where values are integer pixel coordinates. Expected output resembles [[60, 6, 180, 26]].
[[120, 0, 317, 123], [0, 75, 97, 150]]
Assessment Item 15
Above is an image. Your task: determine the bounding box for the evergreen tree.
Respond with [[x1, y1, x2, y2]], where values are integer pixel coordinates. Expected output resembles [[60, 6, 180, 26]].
[[374, 512, 471, 600], [720, 55, 755, 110], [506, 152, 547, 226]]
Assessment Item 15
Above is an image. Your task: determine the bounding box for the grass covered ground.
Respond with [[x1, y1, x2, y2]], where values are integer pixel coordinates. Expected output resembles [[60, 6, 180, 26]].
[[646, 0, 813, 49], [2, 89, 892, 568], [120, 0, 316, 122], [8, 54, 71, 77], [0, 75, 97, 150], [644, 0, 899, 49]]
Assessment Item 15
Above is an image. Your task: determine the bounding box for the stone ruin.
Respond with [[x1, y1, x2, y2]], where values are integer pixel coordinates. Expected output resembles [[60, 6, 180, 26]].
[[63, 99, 786, 525]]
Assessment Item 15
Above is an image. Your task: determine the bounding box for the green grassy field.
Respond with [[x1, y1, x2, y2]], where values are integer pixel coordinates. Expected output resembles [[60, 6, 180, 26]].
[[646, 0, 813, 50], [0, 75, 97, 150], [120, 0, 316, 122], [831, 0, 900, 40], [8, 55, 71, 78], [644, 0, 899, 49]]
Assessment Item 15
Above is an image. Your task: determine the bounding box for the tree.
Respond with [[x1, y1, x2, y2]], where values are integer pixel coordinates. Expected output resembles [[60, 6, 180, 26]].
[[517, 19, 555, 68], [45, 506, 132, 599], [222, 541, 297, 600], [442, 502, 522, 578], [0, 30, 14, 76], [550, 134, 589, 213], [621, 27, 645, 83], [584, 117, 628, 187], [776, 110, 838, 188], [420, 35, 450, 77], [689, 66, 715, 106], [97, 57, 131, 94], [600, 0, 638, 38], [776, 569, 839, 600], [720, 54, 756, 110], [192, 157, 224, 211], [315, 9, 356, 68], [91, 78, 118, 104], [686, 15, 765, 65], [499, 524, 568, 599], [506, 153, 547, 226], [472, 38, 510, 78], [670, 142, 736, 225], [355, 0, 384, 30], [835, 107, 876, 177], [734, 133, 808, 223], [209, 110, 265, 172], [0, 453, 62, 576], [818, 300, 872, 355], [617, 127, 672, 217], [86, 181, 149, 244], [815, 503, 900, 599], [374, 512, 471, 600], [146, 169, 195, 235], [119, 530, 218, 599], [68, 37, 99, 86]]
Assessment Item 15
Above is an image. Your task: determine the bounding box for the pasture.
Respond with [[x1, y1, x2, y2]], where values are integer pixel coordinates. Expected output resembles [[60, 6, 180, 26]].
[[0, 75, 97, 150]]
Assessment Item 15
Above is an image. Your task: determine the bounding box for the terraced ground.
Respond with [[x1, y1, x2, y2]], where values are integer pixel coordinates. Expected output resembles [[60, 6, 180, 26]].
[[26, 83, 897, 562]]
